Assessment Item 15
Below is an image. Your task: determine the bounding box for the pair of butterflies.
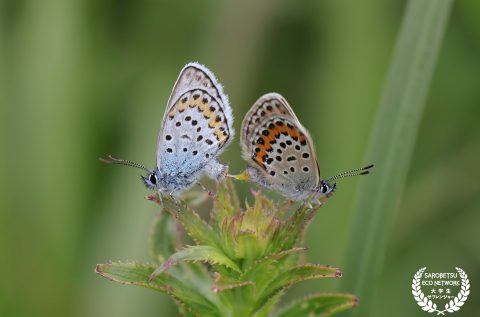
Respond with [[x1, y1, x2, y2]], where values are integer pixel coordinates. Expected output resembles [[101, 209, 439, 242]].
[[103, 62, 372, 202]]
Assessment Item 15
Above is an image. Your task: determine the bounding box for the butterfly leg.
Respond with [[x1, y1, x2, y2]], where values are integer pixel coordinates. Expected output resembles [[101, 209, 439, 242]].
[[196, 182, 215, 198], [146, 193, 163, 206], [169, 193, 178, 203]]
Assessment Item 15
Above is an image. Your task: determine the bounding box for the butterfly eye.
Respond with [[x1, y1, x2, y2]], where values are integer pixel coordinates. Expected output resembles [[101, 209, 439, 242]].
[[149, 173, 158, 185], [321, 183, 329, 194]]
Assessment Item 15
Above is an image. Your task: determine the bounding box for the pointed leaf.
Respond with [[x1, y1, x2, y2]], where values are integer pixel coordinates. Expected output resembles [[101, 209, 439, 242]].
[[275, 204, 322, 252], [211, 179, 241, 228], [274, 293, 358, 317], [253, 264, 341, 314], [211, 272, 254, 293], [162, 197, 222, 249], [95, 261, 222, 316], [220, 212, 243, 259], [243, 247, 306, 279], [150, 210, 177, 263], [151, 245, 241, 278]]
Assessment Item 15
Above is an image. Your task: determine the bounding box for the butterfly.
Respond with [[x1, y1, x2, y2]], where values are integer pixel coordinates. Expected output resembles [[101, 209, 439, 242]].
[[234, 93, 372, 202], [101, 62, 234, 198]]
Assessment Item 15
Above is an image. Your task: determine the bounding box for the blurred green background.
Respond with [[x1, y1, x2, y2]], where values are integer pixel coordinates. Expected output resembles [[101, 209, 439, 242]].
[[1, 0, 479, 316]]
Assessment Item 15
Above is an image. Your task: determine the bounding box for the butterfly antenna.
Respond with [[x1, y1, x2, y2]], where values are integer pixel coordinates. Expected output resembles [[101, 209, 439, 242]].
[[99, 155, 150, 172], [326, 164, 374, 182]]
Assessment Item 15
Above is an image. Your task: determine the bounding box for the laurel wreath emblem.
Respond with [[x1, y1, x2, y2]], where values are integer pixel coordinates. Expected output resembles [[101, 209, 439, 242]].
[[412, 267, 470, 315]]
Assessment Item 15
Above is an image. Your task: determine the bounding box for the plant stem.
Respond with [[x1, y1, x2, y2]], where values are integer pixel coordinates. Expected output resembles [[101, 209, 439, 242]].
[[342, 0, 454, 316]]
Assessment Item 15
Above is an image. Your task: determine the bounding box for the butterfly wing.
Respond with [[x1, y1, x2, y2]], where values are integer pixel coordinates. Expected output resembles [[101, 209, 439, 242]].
[[157, 63, 234, 177], [240, 93, 320, 200]]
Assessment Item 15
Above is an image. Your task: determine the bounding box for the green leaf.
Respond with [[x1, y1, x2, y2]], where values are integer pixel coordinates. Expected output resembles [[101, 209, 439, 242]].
[[342, 1, 454, 316], [212, 272, 254, 293], [95, 261, 222, 316], [150, 210, 177, 263], [275, 204, 321, 252], [274, 293, 358, 317], [211, 179, 241, 229], [161, 196, 222, 249], [243, 247, 306, 278], [253, 264, 341, 314], [150, 245, 241, 278]]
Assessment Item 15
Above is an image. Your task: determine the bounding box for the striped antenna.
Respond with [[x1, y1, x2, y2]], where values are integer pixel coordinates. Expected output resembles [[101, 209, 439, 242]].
[[99, 155, 150, 172], [326, 164, 374, 182]]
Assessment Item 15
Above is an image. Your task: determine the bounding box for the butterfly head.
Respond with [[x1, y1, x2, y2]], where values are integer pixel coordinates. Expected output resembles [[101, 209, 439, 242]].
[[141, 170, 161, 190], [318, 179, 336, 197], [315, 164, 374, 198]]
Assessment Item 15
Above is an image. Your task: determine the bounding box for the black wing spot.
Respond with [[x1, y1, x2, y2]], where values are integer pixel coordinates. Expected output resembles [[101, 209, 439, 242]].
[[165, 135, 172, 141], [280, 142, 286, 149], [176, 121, 181, 127], [290, 167, 295, 172], [205, 139, 213, 145], [185, 116, 191, 121], [215, 115, 222, 122], [197, 135, 203, 141], [277, 149, 282, 154], [276, 156, 282, 161], [254, 147, 260, 153], [266, 158, 273, 164], [302, 153, 310, 159], [197, 127, 201, 132], [295, 145, 301, 150], [266, 105, 273, 111], [192, 120, 198, 126], [167, 148, 173, 153], [205, 153, 210, 158], [286, 140, 292, 146], [193, 94, 200, 100], [181, 97, 188, 103], [287, 156, 297, 162], [270, 171, 276, 176], [303, 166, 309, 172], [183, 148, 188, 152], [193, 150, 198, 155], [262, 130, 269, 136]]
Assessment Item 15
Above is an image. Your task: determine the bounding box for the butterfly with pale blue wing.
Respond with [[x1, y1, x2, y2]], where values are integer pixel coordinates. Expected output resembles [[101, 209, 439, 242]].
[[101, 62, 234, 199]]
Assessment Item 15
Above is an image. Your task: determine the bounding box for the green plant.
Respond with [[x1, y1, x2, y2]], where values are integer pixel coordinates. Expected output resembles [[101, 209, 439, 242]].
[[342, 1, 454, 316], [96, 180, 357, 316]]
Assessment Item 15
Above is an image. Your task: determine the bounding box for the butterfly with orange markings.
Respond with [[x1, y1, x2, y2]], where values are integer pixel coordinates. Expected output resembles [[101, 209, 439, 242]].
[[234, 93, 373, 203]]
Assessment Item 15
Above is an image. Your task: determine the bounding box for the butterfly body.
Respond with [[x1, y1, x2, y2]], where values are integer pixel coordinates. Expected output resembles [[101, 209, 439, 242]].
[[104, 62, 234, 197]]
